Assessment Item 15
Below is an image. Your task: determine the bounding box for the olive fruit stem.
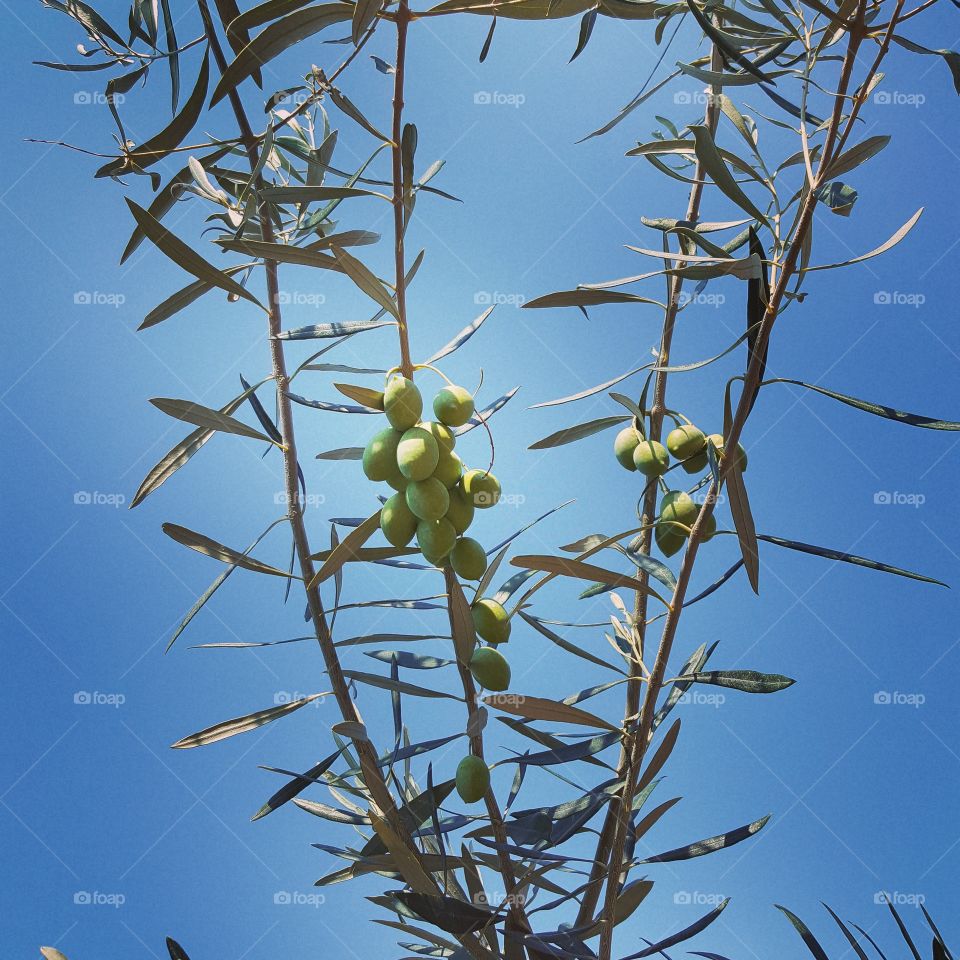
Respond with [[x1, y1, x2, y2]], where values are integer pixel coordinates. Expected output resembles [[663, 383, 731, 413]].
[[443, 565, 532, 934], [391, 0, 414, 379]]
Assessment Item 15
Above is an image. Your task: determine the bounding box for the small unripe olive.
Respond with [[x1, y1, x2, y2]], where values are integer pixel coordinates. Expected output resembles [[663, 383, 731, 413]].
[[469, 646, 510, 691], [397, 426, 439, 481], [384, 375, 423, 430], [405, 477, 450, 521], [422, 420, 455, 453], [613, 427, 641, 471], [472, 598, 511, 645], [445, 485, 475, 534], [433, 385, 475, 428], [451, 537, 487, 580], [417, 517, 457, 564], [433, 449, 464, 488], [681, 449, 709, 474], [455, 755, 490, 803], [701, 513, 717, 541], [655, 521, 688, 557], [633, 440, 670, 477], [362, 427, 402, 482], [463, 469, 501, 509], [381, 493, 418, 548], [659, 490, 699, 527], [706, 433, 748, 471], [666, 424, 706, 461]]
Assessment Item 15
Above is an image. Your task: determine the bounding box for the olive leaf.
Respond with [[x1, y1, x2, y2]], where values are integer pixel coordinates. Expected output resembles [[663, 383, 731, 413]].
[[682, 670, 795, 693], [149, 398, 274, 443], [483, 693, 620, 732], [171, 694, 325, 748], [162, 523, 295, 578]]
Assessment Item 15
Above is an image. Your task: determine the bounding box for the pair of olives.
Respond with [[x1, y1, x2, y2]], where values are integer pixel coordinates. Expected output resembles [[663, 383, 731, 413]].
[[614, 422, 748, 478], [362, 375, 502, 574], [457, 644, 512, 803], [654, 489, 718, 557]]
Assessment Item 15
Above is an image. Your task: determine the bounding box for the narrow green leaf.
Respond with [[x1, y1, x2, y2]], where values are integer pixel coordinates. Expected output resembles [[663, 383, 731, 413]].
[[171, 694, 324, 748], [162, 523, 295, 578], [149, 398, 273, 443]]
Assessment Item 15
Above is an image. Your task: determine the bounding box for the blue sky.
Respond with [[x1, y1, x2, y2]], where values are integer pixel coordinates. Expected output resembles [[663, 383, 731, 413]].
[[2, 1, 959, 958]]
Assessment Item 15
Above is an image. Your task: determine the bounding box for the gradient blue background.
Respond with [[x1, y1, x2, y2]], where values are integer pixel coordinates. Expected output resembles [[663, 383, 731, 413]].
[[2, 1, 958, 958]]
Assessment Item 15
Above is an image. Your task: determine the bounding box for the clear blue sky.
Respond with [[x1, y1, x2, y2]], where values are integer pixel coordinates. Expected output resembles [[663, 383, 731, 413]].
[[2, 1, 958, 958]]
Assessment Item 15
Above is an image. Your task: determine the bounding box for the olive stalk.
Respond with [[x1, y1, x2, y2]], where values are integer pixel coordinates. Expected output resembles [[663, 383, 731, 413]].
[[594, 9, 888, 958], [195, 0, 442, 888], [577, 32, 725, 931]]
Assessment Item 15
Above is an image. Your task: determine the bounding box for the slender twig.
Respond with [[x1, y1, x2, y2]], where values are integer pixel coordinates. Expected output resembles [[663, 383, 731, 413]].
[[578, 33, 725, 933], [392, 0, 414, 377]]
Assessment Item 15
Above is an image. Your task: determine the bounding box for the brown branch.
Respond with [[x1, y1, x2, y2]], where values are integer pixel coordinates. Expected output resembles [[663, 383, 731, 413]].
[[392, 0, 414, 377]]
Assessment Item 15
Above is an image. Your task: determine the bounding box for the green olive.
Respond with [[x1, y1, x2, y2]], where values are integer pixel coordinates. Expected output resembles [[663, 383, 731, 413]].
[[472, 598, 511, 645], [417, 517, 457, 564], [397, 427, 440, 481], [405, 477, 450, 521], [384, 375, 423, 431], [655, 521, 688, 557], [422, 420, 455, 453], [381, 493, 418, 548], [463, 469, 501, 509], [680, 449, 709, 474], [613, 427, 641, 471], [455, 755, 490, 803], [701, 513, 717, 541], [706, 433, 748, 472], [633, 440, 670, 477], [362, 427, 402, 482], [433, 385, 475, 428], [469, 646, 510, 691], [445, 485, 475, 534], [658, 490, 699, 527], [451, 537, 487, 580], [433, 449, 464, 488], [666, 425, 706, 461]]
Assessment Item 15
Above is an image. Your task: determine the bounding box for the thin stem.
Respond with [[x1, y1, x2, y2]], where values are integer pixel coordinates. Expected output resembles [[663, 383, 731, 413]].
[[195, 0, 426, 874], [578, 34, 725, 933], [443, 566, 532, 935], [593, 13, 876, 959], [392, 0, 414, 377]]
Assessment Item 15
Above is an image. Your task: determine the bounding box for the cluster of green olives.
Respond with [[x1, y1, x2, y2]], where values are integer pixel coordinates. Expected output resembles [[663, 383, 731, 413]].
[[614, 421, 748, 479], [362, 373, 502, 576]]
